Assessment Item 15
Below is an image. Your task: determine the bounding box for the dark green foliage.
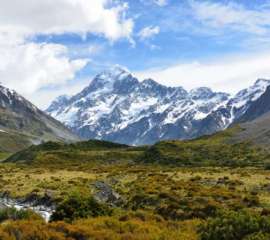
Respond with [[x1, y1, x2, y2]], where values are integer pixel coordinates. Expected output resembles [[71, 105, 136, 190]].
[[35, 141, 64, 151], [199, 210, 270, 240], [0, 207, 43, 222], [50, 193, 112, 222], [264, 162, 270, 170], [68, 139, 129, 150]]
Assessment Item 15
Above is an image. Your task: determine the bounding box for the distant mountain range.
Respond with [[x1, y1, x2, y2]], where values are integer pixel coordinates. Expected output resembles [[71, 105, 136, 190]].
[[46, 66, 270, 145], [0, 85, 79, 152]]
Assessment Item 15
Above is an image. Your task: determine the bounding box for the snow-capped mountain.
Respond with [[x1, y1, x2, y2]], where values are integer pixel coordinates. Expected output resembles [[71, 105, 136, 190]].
[[47, 66, 270, 145]]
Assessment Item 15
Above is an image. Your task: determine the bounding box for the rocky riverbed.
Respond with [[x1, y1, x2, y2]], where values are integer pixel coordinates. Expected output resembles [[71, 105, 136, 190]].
[[0, 193, 55, 222]]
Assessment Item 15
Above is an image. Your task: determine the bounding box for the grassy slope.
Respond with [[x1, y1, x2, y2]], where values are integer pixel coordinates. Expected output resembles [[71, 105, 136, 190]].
[[233, 112, 270, 150], [139, 127, 270, 167], [0, 131, 33, 153], [6, 140, 147, 166]]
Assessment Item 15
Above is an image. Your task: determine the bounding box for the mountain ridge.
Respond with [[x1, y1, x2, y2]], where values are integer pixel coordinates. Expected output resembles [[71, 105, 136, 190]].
[[47, 66, 270, 145]]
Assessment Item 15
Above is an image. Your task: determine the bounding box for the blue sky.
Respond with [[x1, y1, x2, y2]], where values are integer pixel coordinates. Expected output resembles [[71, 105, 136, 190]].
[[36, 0, 262, 72], [1, 0, 270, 108]]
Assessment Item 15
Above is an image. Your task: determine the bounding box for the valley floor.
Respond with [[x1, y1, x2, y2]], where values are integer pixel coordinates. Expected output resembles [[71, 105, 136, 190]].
[[0, 163, 270, 239]]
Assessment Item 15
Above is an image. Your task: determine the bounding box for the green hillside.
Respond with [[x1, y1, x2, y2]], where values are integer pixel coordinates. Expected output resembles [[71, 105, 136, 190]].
[[140, 127, 270, 167], [0, 131, 34, 154], [6, 139, 146, 166], [5, 126, 270, 168]]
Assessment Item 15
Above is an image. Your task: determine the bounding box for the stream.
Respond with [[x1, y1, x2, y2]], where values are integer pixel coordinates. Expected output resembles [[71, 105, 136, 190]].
[[0, 197, 55, 222]]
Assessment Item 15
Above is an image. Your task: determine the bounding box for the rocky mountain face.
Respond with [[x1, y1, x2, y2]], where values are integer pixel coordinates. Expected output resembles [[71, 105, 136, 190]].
[[47, 66, 270, 145], [230, 86, 270, 149], [0, 85, 79, 152], [236, 85, 270, 123]]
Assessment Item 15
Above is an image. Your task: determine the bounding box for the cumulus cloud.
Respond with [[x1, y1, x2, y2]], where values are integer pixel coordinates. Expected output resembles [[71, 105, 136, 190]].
[[0, 0, 134, 108], [0, 42, 88, 95], [135, 52, 270, 94], [138, 26, 160, 40], [0, 0, 134, 41]]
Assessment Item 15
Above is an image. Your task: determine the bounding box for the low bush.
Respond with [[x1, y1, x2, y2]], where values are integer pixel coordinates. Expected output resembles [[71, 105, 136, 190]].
[[199, 210, 270, 240], [50, 193, 112, 222], [0, 207, 43, 222]]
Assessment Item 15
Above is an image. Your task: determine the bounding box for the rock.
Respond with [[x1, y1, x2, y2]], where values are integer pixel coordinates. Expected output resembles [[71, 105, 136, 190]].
[[92, 181, 123, 206]]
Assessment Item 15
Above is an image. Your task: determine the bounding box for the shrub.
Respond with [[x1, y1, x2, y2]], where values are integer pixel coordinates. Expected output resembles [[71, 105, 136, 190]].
[[0, 207, 43, 222], [199, 210, 270, 240], [50, 193, 112, 222], [244, 232, 270, 240], [264, 162, 270, 170]]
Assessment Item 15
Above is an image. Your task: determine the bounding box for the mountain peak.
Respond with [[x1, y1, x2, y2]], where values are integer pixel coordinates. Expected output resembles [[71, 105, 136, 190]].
[[98, 65, 130, 81], [87, 65, 132, 93]]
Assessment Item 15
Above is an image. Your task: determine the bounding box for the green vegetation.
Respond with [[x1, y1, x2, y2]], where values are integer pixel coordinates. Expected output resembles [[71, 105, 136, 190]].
[[200, 210, 270, 240], [0, 207, 43, 223], [140, 127, 269, 166], [5, 128, 270, 168], [51, 192, 112, 222], [6, 140, 146, 166], [0, 128, 269, 239], [0, 164, 269, 239], [0, 152, 10, 161]]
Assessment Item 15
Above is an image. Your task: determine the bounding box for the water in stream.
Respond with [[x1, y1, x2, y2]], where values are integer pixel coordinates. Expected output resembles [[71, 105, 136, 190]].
[[0, 198, 54, 222]]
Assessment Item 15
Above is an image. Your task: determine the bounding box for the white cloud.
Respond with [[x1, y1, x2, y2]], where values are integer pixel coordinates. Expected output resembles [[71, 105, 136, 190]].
[[154, 0, 168, 7], [0, 0, 135, 108], [135, 52, 270, 94], [138, 26, 160, 40], [0, 0, 134, 41], [190, 0, 270, 35], [0, 41, 88, 96]]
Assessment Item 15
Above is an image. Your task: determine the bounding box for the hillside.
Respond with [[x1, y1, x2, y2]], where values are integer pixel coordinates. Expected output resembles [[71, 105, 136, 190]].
[[0, 85, 79, 153], [6, 139, 146, 165], [233, 112, 270, 149], [5, 127, 270, 167], [139, 127, 270, 167]]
